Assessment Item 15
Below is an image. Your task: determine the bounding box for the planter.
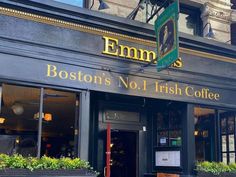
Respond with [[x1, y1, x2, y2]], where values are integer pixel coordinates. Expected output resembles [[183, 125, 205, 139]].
[[197, 171, 236, 177], [0, 169, 97, 177]]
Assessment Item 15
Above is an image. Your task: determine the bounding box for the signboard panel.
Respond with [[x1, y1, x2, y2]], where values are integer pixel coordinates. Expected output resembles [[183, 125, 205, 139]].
[[0, 53, 236, 109], [155, 151, 180, 167], [154, 0, 179, 71]]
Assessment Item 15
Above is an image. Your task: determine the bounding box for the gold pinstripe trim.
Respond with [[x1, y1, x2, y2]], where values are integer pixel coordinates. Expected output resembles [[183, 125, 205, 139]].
[[0, 6, 236, 64], [0, 6, 155, 46], [181, 48, 236, 64]]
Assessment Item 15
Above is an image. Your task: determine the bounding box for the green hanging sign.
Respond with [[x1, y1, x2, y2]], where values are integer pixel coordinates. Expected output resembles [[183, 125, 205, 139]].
[[154, 0, 179, 71]]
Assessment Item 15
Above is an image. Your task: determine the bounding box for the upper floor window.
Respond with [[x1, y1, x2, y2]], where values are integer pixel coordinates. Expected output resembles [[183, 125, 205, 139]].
[[53, 0, 84, 7], [144, 2, 202, 36], [179, 5, 201, 36]]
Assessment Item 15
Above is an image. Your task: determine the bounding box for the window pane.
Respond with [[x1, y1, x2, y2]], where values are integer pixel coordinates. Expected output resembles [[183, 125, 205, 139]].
[[156, 112, 168, 129], [230, 153, 235, 163], [221, 118, 227, 134], [169, 110, 181, 129], [41, 89, 77, 158], [228, 116, 235, 134], [194, 107, 215, 161], [0, 84, 40, 157], [222, 135, 227, 152], [222, 153, 227, 164], [53, 0, 83, 7], [229, 134, 235, 151]]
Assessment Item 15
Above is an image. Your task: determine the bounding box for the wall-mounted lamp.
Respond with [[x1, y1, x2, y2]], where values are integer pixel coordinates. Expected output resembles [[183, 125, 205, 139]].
[[127, 0, 145, 20], [98, 0, 109, 10], [203, 22, 215, 38], [90, 0, 109, 10]]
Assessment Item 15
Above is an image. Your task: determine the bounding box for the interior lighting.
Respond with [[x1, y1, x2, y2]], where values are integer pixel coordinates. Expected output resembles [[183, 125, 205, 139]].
[[11, 103, 24, 115], [0, 117, 5, 124], [110, 143, 114, 148], [34, 112, 53, 122], [15, 137, 20, 144], [44, 113, 52, 122]]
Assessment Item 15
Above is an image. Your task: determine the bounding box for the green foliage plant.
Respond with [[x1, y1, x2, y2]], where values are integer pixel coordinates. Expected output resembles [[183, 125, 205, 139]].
[[0, 154, 93, 172], [196, 161, 236, 175]]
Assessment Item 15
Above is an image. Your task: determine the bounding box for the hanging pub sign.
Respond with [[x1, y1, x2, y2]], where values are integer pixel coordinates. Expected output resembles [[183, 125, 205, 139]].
[[154, 0, 179, 71]]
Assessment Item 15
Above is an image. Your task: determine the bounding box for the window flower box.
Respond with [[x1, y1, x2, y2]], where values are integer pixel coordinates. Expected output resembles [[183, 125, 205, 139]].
[[0, 154, 97, 177], [0, 168, 96, 177], [196, 161, 236, 177]]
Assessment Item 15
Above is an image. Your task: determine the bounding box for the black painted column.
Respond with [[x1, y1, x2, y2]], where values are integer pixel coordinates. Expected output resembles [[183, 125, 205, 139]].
[[182, 104, 195, 177], [78, 90, 90, 160], [0, 85, 2, 113], [215, 110, 221, 162]]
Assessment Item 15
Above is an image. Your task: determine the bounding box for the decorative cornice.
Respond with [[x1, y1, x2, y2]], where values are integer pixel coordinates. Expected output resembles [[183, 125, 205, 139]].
[[231, 9, 236, 23], [0, 7, 154, 47], [0, 6, 235, 64], [201, 1, 232, 22], [209, 0, 232, 7]]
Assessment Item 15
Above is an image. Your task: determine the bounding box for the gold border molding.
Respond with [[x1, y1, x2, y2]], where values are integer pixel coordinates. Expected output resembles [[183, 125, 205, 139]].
[[0, 6, 236, 64]]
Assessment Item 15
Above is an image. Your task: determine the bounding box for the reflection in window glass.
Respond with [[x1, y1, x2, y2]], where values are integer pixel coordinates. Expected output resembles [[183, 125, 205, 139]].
[[156, 112, 168, 129], [53, 0, 83, 7], [169, 110, 182, 129], [0, 84, 40, 157], [221, 118, 227, 134]]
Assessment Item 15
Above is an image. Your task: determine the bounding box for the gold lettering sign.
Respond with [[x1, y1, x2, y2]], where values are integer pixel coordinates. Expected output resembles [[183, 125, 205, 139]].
[[46, 64, 220, 102], [102, 36, 183, 68]]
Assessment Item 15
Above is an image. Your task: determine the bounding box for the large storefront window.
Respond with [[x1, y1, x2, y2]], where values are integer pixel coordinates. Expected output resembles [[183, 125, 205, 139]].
[[0, 84, 40, 156], [220, 111, 236, 164], [194, 107, 216, 162], [194, 107, 236, 163], [0, 84, 78, 158], [41, 89, 77, 158]]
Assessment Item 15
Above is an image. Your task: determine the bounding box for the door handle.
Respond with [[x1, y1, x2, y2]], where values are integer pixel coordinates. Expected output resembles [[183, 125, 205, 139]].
[[104, 166, 107, 177]]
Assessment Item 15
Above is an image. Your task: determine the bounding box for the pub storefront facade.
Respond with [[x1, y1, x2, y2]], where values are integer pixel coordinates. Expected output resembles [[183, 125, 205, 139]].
[[0, 1, 236, 177]]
